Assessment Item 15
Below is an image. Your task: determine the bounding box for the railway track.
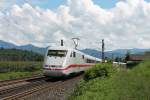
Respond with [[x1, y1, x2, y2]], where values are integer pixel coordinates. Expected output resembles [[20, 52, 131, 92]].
[[0, 75, 44, 87], [0, 74, 83, 100], [0, 75, 46, 99], [2, 81, 61, 100]]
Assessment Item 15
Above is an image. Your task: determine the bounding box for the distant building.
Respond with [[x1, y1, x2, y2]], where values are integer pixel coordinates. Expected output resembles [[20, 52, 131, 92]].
[[129, 52, 150, 62], [130, 55, 145, 61]]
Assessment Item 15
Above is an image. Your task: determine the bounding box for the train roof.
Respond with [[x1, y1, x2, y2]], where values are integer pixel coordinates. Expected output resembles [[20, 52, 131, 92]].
[[47, 46, 69, 50], [47, 46, 102, 61], [74, 49, 102, 61]]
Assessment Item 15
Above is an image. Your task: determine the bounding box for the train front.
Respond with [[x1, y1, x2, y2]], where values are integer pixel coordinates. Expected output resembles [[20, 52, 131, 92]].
[[43, 47, 68, 77]]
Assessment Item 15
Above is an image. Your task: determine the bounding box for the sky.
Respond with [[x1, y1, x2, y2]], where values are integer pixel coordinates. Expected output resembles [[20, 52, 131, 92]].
[[0, 0, 121, 10], [0, 0, 150, 50]]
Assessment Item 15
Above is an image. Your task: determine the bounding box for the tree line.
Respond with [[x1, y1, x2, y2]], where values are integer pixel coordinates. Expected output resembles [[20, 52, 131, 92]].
[[0, 48, 44, 61]]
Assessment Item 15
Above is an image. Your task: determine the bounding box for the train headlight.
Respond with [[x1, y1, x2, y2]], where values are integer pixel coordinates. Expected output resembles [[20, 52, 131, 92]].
[[45, 65, 48, 67], [51, 65, 55, 67], [56, 65, 62, 68]]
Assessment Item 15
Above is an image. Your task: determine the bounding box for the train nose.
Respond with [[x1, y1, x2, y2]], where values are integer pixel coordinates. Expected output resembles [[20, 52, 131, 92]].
[[43, 69, 65, 77]]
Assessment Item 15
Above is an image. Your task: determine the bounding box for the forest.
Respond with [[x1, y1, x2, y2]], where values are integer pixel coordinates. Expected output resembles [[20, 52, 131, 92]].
[[0, 48, 43, 61]]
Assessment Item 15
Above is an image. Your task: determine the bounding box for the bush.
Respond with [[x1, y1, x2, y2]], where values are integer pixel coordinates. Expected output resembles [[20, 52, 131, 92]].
[[126, 61, 139, 69], [84, 63, 116, 81]]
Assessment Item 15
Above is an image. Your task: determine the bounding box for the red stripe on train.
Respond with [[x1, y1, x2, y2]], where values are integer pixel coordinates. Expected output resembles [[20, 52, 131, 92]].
[[43, 64, 93, 71]]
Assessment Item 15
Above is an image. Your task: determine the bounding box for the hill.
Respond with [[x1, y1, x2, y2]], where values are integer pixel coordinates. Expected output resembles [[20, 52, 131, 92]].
[[0, 40, 150, 58], [81, 48, 150, 59], [18, 44, 46, 55], [0, 40, 17, 48], [0, 40, 46, 54]]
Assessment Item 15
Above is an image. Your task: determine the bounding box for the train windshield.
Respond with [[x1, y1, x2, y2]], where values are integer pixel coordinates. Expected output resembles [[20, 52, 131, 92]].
[[47, 50, 67, 57]]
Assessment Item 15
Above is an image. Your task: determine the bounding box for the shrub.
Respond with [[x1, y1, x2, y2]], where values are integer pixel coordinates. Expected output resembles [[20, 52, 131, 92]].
[[126, 61, 139, 69], [84, 63, 116, 81]]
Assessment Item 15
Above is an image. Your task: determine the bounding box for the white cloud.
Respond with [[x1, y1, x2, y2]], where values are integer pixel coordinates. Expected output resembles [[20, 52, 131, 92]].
[[0, 0, 150, 50]]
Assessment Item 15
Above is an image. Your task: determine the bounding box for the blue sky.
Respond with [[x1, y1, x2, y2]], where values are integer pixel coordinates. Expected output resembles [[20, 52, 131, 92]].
[[29, 0, 150, 9], [33, 0, 118, 9], [29, 0, 119, 9], [93, 0, 119, 8], [27, 0, 67, 9], [1, 0, 150, 10]]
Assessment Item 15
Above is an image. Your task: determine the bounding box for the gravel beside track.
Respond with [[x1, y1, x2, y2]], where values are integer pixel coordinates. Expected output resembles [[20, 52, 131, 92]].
[[25, 74, 82, 100]]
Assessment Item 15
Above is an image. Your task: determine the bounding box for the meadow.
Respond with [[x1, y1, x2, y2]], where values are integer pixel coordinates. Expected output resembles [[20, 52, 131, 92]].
[[0, 61, 43, 80], [70, 61, 150, 100]]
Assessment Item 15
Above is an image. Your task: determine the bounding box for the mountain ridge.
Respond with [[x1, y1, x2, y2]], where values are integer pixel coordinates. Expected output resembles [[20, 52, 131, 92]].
[[0, 40, 46, 54], [0, 40, 149, 58]]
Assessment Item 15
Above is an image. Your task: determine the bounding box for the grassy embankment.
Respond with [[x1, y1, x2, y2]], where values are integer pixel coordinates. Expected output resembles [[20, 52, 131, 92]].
[[70, 61, 150, 100], [0, 61, 43, 81]]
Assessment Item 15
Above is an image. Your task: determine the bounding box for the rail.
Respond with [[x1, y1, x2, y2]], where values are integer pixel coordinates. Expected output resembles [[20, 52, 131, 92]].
[[1, 74, 83, 100], [0, 75, 44, 87]]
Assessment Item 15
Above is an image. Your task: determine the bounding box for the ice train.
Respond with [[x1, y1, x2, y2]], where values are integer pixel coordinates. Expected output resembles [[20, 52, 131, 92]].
[[43, 46, 102, 77]]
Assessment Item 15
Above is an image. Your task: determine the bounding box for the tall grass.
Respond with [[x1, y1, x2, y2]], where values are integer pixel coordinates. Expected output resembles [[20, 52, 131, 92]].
[[70, 61, 150, 100]]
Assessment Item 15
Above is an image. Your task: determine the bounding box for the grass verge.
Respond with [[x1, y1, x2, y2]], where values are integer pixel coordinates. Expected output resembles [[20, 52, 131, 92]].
[[70, 61, 150, 100], [0, 71, 41, 81]]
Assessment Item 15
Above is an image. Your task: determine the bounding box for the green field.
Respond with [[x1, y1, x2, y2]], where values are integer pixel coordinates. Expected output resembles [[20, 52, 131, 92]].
[[0, 61, 43, 81], [70, 61, 150, 100]]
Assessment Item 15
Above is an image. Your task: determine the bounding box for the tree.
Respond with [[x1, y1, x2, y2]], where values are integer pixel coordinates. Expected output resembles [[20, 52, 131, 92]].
[[115, 57, 119, 62], [125, 51, 130, 62]]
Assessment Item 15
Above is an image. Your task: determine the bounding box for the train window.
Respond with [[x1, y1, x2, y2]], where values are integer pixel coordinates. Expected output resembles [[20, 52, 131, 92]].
[[70, 52, 72, 57], [73, 52, 76, 57], [47, 50, 67, 57], [86, 59, 95, 63], [82, 55, 84, 59]]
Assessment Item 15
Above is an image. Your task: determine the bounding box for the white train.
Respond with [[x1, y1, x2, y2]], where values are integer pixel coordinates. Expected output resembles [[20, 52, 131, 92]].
[[43, 46, 102, 77]]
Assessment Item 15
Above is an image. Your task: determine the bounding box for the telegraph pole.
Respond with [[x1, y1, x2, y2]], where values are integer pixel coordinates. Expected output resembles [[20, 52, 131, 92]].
[[102, 39, 105, 62]]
